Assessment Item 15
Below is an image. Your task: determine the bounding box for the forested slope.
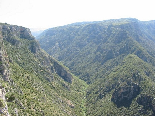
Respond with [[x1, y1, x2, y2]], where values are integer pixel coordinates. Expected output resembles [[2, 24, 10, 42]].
[[0, 23, 87, 116], [37, 18, 155, 115], [1, 18, 155, 115], [86, 54, 155, 115], [37, 18, 155, 83]]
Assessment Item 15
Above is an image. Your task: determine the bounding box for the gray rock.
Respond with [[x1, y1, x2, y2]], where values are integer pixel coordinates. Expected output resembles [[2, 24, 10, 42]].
[[53, 61, 72, 83]]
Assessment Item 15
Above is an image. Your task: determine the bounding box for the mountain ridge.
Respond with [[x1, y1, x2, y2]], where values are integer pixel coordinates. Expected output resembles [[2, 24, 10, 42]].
[[86, 54, 155, 115], [1, 18, 155, 115], [37, 18, 155, 115], [37, 18, 155, 83]]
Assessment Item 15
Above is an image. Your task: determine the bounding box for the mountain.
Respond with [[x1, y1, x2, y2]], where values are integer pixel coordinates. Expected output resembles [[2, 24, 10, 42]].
[[0, 23, 87, 115], [86, 54, 155, 115], [37, 18, 155, 115], [1, 18, 155, 116], [37, 18, 155, 84]]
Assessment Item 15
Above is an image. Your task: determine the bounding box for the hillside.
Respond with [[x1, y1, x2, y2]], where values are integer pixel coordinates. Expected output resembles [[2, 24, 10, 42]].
[[86, 54, 155, 115], [37, 18, 155, 115], [37, 18, 155, 84], [0, 23, 87, 116], [1, 18, 155, 116]]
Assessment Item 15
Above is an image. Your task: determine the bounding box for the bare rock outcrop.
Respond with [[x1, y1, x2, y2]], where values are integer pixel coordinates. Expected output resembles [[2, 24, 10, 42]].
[[111, 82, 140, 107], [53, 61, 72, 83], [0, 86, 10, 116]]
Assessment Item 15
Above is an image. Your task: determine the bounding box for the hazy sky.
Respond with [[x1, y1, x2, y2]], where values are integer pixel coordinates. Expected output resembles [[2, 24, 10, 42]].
[[0, 0, 154, 30]]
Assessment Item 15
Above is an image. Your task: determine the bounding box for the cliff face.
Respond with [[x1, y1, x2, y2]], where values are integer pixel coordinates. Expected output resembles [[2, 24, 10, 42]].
[[0, 24, 72, 83], [0, 23, 86, 116], [53, 61, 72, 83], [0, 26, 10, 116], [1, 24, 35, 40]]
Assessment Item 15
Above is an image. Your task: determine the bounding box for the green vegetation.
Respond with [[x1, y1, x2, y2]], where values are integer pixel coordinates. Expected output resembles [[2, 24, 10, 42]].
[[0, 23, 87, 115], [37, 18, 155, 84], [1, 18, 155, 115], [0, 98, 4, 107], [86, 54, 155, 115], [37, 18, 155, 115]]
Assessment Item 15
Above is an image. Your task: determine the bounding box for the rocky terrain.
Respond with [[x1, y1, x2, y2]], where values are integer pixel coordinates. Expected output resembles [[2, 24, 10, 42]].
[[0, 23, 87, 116]]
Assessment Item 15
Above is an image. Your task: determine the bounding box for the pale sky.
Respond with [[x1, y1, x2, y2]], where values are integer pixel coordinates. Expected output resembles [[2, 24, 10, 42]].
[[0, 0, 155, 30]]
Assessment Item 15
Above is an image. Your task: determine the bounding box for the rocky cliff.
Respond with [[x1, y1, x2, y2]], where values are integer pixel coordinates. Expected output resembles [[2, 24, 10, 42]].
[[0, 23, 87, 116], [0, 24, 72, 83]]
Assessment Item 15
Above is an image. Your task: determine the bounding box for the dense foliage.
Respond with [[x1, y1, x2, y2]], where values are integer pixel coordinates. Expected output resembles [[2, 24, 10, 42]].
[[37, 18, 155, 84], [1, 18, 155, 115], [86, 54, 155, 115], [37, 18, 155, 115]]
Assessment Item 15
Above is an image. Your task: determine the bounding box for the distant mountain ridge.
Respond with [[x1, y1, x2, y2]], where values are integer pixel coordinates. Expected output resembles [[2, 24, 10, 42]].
[[30, 28, 44, 37], [37, 18, 155, 83], [36, 18, 155, 115]]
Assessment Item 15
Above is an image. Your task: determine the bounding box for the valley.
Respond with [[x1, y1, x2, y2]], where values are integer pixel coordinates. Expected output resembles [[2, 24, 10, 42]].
[[0, 18, 155, 115]]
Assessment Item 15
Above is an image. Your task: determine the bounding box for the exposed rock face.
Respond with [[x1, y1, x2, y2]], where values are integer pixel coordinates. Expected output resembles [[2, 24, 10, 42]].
[[0, 32, 10, 116], [0, 24, 34, 46], [111, 82, 140, 107], [53, 61, 72, 83], [0, 86, 10, 116], [0, 24, 40, 54], [0, 23, 87, 116], [0, 29, 4, 75], [67, 100, 74, 108], [137, 94, 155, 114], [1, 25, 34, 41], [0, 46, 10, 82], [19, 27, 34, 40], [0, 23, 72, 84], [0, 53, 4, 75]]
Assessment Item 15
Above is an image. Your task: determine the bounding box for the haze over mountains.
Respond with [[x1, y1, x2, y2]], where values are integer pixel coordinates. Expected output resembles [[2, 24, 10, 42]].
[[0, 18, 155, 115]]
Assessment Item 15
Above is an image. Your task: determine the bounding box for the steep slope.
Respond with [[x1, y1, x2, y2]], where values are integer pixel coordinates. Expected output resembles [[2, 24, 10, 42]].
[[37, 18, 155, 83], [86, 54, 155, 116], [0, 23, 87, 116]]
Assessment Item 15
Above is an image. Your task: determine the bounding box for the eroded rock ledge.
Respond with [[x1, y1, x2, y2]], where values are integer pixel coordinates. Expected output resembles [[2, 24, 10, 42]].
[[53, 61, 72, 83]]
